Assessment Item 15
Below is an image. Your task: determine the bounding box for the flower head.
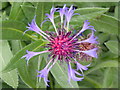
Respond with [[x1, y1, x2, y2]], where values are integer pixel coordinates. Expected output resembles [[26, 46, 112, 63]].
[[22, 5, 99, 86]]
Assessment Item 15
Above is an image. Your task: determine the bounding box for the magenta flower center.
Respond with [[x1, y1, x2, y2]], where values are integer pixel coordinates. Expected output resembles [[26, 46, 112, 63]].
[[48, 31, 78, 60], [52, 36, 71, 55]]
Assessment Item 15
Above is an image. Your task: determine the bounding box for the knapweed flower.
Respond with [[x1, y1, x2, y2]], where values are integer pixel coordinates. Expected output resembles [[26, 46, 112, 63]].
[[22, 4, 99, 86]]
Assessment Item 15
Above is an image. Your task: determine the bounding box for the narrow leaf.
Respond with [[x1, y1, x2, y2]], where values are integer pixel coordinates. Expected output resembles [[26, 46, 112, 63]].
[[1, 20, 35, 40], [91, 14, 119, 34], [21, 5, 36, 22], [102, 67, 118, 88], [9, 2, 25, 21], [84, 60, 118, 75], [71, 7, 109, 27], [0, 40, 18, 88], [105, 40, 118, 55], [2, 40, 46, 88], [2, 40, 44, 72]]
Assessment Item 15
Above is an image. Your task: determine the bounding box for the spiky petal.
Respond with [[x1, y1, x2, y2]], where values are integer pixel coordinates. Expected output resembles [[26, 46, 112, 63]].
[[58, 4, 67, 24], [21, 50, 49, 64], [76, 61, 91, 74], [68, 63, 84, 82], [24, 16, 49, 40], [37, 58, 58, 86], [76, 48, 98, 58], [78, 31, 98, 44], [64, 5, 80, 31], [37, 67, 50, 86], [72, 20, 96, 40], [45, 7, 58, 35]]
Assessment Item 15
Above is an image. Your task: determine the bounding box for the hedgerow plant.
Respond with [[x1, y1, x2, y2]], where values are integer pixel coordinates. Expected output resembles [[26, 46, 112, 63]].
[[0, 2, 119, 89]]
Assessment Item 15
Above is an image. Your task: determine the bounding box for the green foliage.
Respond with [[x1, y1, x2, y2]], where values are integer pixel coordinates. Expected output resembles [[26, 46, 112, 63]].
[[1, 2, 119, 89], [102, 67, 118, 88], [105, 40, 118, 55], [0, 41, 18, 88], [1, 20, 34, 40], [90, 14, 118, 35], [71, 7, 109, 26]]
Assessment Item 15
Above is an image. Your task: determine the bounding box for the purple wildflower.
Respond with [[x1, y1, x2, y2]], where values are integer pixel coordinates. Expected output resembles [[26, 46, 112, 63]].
[[22, 5, 99, 86]]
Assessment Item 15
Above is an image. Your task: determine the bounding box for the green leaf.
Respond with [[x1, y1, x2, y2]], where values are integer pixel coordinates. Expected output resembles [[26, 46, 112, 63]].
[[1, 11, 9, 21], [2, 40, 46, 88], [35, 2, 53, 24], [2, 40, 44, 73], [84, 60, 118, 75], [21, 3, 36, 22], [0, 40, 18, 88], [10, 40, 22, 54], [50, 61, 79, 88], [105, 40, 118, 55], [9, 2, 25, 21], [84, 76, 101, 88], [17, 56, 41, 88], [97, 32, 110, 44], [70, 7, 109, 27], [35, 2, 54, 30], [102, 67, 118, 88], [99, 51, 118, 60], [90, 14, 118, 34], [114, 6, 118, 19], [74, 2, 117, 7], [1, 20, 35, 40]]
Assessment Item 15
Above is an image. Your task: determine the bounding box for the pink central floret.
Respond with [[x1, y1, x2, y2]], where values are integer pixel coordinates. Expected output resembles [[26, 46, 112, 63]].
[[48, 31, 78, 60], [52, 35, 71, 55]]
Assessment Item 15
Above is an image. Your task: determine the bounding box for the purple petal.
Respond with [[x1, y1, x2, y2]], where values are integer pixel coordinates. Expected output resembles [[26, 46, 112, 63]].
[[37, 58, 58, 87], [75, 62, 91, 75], [21, 50, 49, 61], [40, 19, 50, 27], [74, 70, 83, 76], [25, 16, 41, 34], [79, 31, 98, 44], [64, 5, 79, 24], [76, 62, 88, 71], [68, 20, 96, 41], [37, 68, 50, 86], [72, 13, 80, 16], [80, 20, 96, 33], [58, 4, 67, 24], [68, 63, 84, 82], [58, 4, 66, 16], [80, 48, 98, 58], [45, 7, 57, 24]]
